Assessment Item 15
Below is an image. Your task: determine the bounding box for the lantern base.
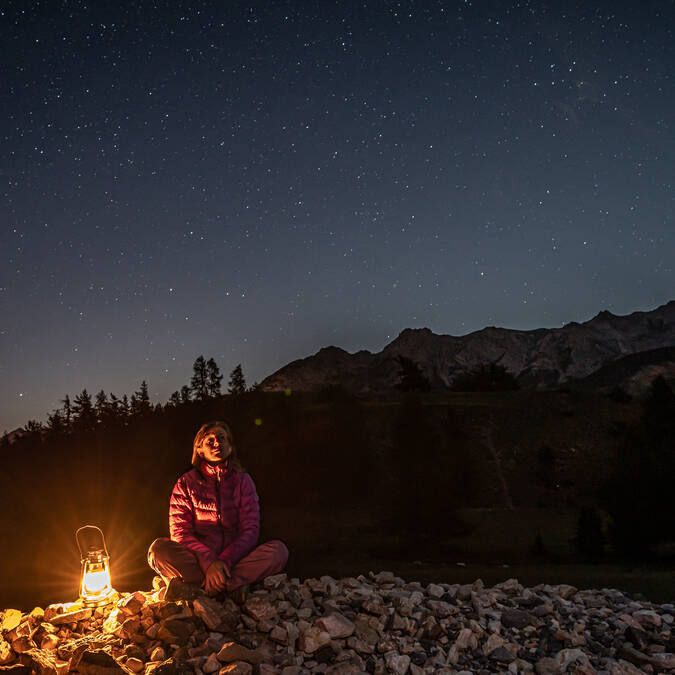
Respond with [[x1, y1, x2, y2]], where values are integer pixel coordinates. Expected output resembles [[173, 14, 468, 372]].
[[79, 589, 117, 608]]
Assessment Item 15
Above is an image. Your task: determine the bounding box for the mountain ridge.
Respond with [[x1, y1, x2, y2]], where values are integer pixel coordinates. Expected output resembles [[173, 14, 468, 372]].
[[260, 300, 675, 393]]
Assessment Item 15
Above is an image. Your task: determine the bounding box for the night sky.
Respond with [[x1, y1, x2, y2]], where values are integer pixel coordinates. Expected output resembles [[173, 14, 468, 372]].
[[2, 1, 673, 434]]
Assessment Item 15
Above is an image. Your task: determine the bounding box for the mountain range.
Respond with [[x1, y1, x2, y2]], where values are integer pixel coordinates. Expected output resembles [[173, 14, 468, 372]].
[[260, 300, 675, 394]]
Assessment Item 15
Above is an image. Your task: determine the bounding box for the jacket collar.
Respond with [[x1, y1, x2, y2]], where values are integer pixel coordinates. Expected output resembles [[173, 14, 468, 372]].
[[198, 458, 230, 481]]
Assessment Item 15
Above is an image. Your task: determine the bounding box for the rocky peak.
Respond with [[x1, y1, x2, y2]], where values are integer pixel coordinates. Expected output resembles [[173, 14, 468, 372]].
[[260, 301, 675, 393]]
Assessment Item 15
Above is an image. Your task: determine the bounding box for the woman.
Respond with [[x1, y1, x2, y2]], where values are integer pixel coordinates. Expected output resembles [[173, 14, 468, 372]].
[[148, 421, 288, 600]]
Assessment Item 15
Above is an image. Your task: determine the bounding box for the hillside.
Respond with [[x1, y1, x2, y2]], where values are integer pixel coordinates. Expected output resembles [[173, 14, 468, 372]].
[[260, 301, 675, 394]]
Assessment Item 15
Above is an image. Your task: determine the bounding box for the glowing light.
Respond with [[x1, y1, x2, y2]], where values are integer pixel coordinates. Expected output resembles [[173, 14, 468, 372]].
[[76, 525, 116, 607]]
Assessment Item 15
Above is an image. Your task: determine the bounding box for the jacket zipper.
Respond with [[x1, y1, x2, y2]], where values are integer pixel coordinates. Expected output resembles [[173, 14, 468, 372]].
[[215, 473, 222, 525]]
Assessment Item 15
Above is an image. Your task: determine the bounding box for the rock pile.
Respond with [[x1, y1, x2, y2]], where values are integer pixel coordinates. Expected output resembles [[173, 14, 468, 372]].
[[1, 573, 674, 674]]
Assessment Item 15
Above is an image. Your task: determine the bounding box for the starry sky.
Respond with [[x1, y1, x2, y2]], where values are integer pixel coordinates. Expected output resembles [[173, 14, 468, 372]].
[[1, 0, 673, 433]]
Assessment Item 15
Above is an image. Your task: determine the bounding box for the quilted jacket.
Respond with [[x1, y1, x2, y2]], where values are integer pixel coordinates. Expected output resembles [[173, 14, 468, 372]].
[[168, 459, 260, 573]]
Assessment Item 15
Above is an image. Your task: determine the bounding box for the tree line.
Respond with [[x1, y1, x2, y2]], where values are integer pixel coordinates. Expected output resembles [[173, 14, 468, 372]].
[[6, 357, 249, 440]]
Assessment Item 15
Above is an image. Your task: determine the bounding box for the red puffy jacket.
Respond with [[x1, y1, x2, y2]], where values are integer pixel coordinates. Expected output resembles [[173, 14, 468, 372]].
[[169, 459, 260, 573]]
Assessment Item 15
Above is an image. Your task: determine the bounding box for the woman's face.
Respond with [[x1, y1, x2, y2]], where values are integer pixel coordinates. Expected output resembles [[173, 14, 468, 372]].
[[199, 426, 232, 464]]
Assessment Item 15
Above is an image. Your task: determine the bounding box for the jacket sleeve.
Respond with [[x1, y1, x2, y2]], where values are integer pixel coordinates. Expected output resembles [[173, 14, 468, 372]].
[[218, 472, 260, 571], [169, 476, 217, 574]]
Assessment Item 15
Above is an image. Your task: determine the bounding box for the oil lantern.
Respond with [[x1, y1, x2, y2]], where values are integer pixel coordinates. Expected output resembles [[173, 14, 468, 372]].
[[76, 525, 115, 607]]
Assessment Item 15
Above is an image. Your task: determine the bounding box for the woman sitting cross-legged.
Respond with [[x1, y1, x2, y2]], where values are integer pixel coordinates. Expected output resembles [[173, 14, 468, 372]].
[[148, 420, 288, 602]]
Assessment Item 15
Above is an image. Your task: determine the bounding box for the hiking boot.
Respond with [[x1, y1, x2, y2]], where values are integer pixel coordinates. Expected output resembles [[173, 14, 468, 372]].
[[163, 577, 204, 602], [152, 575, 167, 592], [230, 584, 249, 606]]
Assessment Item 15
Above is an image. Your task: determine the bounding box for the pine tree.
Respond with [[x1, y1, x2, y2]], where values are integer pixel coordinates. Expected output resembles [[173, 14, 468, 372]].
[[191, 356, 209, 401], [180, 385, 191, 404], [47, 409, 66, 436], [228, 364, 247, 395], [133, 380, 151, 415], [72, 389, 96, 432], [61, 394, 72, 431], [95, 390, 108, 424], [168, 391, 181, 407], [206, 358, 223, 397], [120, 394, 130, 419]]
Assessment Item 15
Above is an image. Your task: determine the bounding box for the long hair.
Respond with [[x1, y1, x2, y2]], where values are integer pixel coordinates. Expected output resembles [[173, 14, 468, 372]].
[[191, 420, 243, 472]]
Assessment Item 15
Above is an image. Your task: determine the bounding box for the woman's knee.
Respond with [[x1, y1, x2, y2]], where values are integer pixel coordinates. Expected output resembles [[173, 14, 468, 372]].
[[269, 539, 289, 568], [147, 537, 172, 565]]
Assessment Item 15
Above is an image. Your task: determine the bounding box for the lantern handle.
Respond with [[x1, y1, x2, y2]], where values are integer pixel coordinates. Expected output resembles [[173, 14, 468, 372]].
[[75, 525, 108, 558]]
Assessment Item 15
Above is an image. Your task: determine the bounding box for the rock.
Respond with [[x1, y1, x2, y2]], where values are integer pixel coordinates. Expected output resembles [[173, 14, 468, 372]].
[[202, 654, 221, 673], [1, 612, 23, 634], [384, 652, 410, 675], [10, 637, 36, 654], [144, 657, 193, 675], [556, 648, 588, 671], [269, 626, 287, 644], [149, 648, 166, 662], [0, 640, 15, 665], [297, 627, 331, 654], [0, 665, 31, 675], [71, 648, 133, 674], [192, 597, 223, 631], [501, 608, 533, 629], [124, 658, 144, 673], [50, 608, 93, 626], [243, 597, 277, 621], [117, 593, 145, 617], [40, 635, 59, 651], [157, 619, 193, 645], [315, 613, 355, 639], [263, 574, 288, 589], [216, 642, 262, 665], [632, 610, 661, 629], [454, 628, 477, 650], [489, 646, 515, 664], [535, 656, 561, 674], [218, 663, 253, 675], [426, 584, 444, 599]]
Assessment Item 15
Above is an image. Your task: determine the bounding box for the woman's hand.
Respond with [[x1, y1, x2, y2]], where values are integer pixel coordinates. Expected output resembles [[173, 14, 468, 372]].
[[204, 560, 230, 596]]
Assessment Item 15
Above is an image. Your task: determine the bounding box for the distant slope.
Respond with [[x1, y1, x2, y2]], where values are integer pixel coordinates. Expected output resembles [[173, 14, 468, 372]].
[[571, 346, 675, 394], [260, 300, 675, 392]]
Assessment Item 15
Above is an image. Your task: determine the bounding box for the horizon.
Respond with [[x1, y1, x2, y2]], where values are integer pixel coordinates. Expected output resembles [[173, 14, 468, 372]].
[[2, 1, 673, 434], [3, 296, 673, 435]]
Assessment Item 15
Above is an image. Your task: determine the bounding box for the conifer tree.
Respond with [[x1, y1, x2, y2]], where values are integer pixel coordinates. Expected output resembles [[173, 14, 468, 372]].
[[206, 358, 223, 397], [72, 389, 96, 432], [47, 409, 66, 436], [120, 394, 130, 419], [95, 390, 108, 424], [168, 391, 181, 407], [191, 356, 209, 401], [228, 364, 247, 395], [180, 385, 191, 404], [133, 380, 151, 415], [61, 394, 72, 431]]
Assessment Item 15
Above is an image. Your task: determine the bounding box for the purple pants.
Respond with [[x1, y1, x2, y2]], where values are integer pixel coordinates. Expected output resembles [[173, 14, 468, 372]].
[[147, 538, 288, 591]]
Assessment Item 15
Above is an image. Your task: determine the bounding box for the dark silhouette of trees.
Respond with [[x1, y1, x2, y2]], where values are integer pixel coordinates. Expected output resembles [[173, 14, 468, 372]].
[[228, 364, 247, 395], [180, 385, 191, 404], [604, 376, 675, 556], [72, 389, 96, 432], [450, 362, 518, 391], [206, 358, 223, 397], [395, 356, 431, 392], [61, 394, 72, 431], [132, 380, 151, 416], [191, 356, 209, 401]]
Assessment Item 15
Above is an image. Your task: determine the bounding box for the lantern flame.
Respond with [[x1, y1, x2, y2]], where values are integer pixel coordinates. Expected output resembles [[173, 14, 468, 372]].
[[76, 525, 116, 607]]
